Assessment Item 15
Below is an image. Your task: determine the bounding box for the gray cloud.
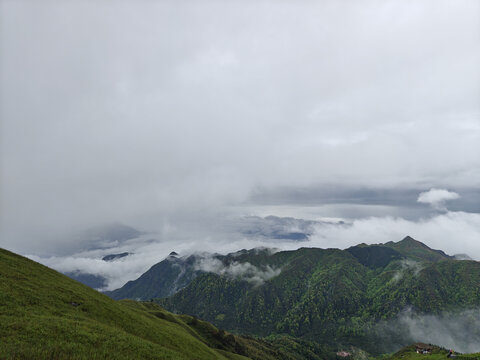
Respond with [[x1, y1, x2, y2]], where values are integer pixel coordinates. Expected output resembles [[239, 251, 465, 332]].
[[231, 215, 319, 240], [417, 188, 460, 211], [376, 308, 480, 353], [392, 259, 424, 283], [250, 186, 479, 211], [0, 1, 479, 255], [194, 256, 281, 286], [26, 206, 480, 291]]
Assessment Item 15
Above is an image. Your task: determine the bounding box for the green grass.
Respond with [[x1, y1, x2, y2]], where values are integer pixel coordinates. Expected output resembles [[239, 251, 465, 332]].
[[0, 248, 301, 360], [386, 345, 480, 360]]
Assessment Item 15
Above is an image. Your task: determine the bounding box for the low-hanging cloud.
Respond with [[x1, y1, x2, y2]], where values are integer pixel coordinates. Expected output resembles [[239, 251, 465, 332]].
[[376, 308, 480, 353], [307, 210, 480, 259], [391, 259, 424, 283], [27, 206, 480, 291], [28, 252, 155, 291], [194, 257, 281, 286], [417, 188, 460, 211]]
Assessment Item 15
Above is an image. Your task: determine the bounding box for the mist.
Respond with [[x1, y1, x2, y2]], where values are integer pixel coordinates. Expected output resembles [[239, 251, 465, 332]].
[[23, 200, 480, 291], [376, 308, 480, 353], [194, 256, 281, 286], [1, 1, 479, 276], [391, 260, 424, 283]]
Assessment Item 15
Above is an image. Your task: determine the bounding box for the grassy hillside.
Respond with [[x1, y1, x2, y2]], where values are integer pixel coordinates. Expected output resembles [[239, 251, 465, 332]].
[[0, 248, 330, 360], [387, 344, 480, 360]]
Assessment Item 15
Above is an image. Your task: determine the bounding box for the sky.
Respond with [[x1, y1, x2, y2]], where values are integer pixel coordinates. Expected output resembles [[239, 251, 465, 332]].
[[1, 0, 480, 288]]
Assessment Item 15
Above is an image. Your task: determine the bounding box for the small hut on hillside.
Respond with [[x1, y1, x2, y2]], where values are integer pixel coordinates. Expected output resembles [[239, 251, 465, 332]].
[[415, 343, 433, 354]]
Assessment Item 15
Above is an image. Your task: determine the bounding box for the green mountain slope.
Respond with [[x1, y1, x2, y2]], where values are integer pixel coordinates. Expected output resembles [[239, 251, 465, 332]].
[[346, 244, 403, 268], [134, 239, 480, 354], [384, 236, 452, 262], [108, 237, 453, 304], [0, 248, 332, 360], [105, 253, 201, 300]]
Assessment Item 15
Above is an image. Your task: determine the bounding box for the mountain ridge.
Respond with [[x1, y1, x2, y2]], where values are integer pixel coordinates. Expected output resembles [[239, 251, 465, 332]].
[[104, 236, 480, 354], [107, 236, 454, 301]]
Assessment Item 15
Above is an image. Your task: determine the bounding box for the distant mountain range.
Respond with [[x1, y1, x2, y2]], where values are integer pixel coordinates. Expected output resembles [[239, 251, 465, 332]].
[[107, 236, 480, 354]]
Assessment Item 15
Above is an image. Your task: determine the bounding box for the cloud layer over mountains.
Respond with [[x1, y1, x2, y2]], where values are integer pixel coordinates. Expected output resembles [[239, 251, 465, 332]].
[[417, 189, 461, 211], [377, 308, 480, 353], [1, 1, 479, 262], [27, 196, 480, 291], [194, 257, 281, 286]]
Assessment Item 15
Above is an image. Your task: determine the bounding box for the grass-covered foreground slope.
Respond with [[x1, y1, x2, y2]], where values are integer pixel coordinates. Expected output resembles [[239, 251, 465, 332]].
[[0, 248, 331, 360]]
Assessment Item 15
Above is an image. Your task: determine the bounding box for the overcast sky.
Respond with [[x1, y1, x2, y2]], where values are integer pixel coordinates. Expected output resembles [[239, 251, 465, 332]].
[[1, 0, 479, 273]]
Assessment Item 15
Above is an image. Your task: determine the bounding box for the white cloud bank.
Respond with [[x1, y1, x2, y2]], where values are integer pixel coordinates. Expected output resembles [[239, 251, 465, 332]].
[[307, 211, 480, 258], [417, 188, 460, 211], [194, 257, 281, 286], [377, 308, 480, 353], [29, 205, 480, 291]]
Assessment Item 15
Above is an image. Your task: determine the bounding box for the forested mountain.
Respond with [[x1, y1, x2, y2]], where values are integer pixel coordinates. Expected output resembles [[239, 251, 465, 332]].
[[106, 251, 203, 300], [107, 237, 480, 354], [3, 237, 480, 358]]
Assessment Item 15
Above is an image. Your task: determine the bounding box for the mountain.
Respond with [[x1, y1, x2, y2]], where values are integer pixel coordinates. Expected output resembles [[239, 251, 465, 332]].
[[345, 244, 403, 268], [102, 252, 131, 261], [106, 252, 203, 300], [0, 247, 335, 359], [107, 237, 480, 354], [159, 247, 480, 353], [384, 236, 453, 262], [4, 240, 480, 358]]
